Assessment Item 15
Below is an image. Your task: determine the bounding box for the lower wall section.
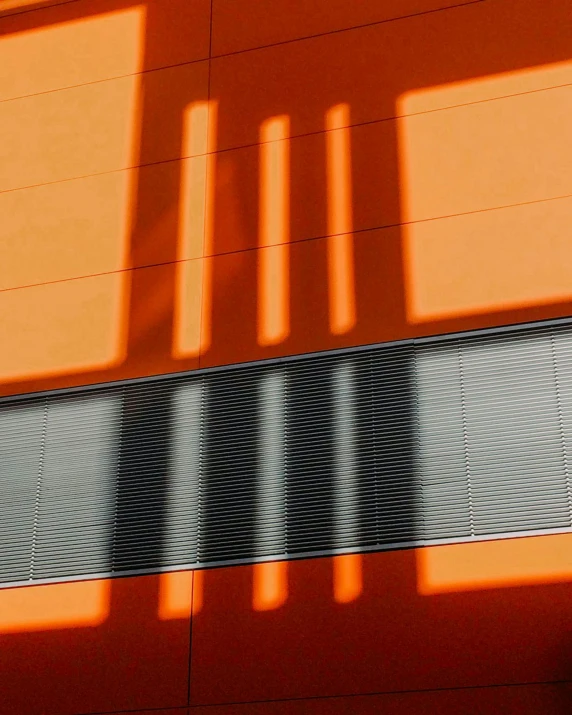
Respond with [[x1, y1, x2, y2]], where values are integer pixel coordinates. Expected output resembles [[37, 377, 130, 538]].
[[189, 682, 572, 714], [2, 539, 571, 714], [105, 712, 188, 715], [190, 539, 572, 705], [0, 574, 192, 715]]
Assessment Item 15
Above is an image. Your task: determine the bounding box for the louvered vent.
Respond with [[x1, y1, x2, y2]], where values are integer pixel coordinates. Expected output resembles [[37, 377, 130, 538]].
[[1, 320, 572, 586]]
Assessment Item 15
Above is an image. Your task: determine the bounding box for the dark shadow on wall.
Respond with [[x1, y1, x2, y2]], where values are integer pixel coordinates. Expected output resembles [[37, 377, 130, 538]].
[[1, 1, 572, 714]]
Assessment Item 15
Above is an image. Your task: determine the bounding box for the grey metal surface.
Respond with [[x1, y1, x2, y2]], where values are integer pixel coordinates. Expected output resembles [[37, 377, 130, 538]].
[[1, 319, 572, 586]]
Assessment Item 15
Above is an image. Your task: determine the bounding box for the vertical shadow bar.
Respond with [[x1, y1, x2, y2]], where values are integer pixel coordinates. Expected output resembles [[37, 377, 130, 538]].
[[200, 368, 258, 563], [113, 382, 174, 573], [286, 358, 335, 554], [371, 344, 420, 546]]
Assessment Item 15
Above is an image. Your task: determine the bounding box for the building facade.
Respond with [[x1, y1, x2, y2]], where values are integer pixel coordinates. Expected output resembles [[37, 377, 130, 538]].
[[1, 0, 572, 713]]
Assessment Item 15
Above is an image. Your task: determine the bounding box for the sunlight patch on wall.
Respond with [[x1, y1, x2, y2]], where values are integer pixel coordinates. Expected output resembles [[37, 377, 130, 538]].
[[0, 579, 109, 633], [0, 171, 133, 291], [401, 198, 572, 321], [0, 271, 130, 382], [333, 554, 362, 604], [398, 62, 572, 323], [174, 100, 218, 358], [0, 6, 145, 102], [0, 6, 144, 382], [402, 59, 572, 116], [0, 18, 144, 192], [252, 561, 288, 611], [158, 571, 193, 620], [326, 103, 356, 336], [417, 533, 572, 595], [258, 115, 290, 347]]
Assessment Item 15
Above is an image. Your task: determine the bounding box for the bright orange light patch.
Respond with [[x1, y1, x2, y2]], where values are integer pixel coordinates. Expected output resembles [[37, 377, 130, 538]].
[[417, 533, 572, 595], [178, 105, 209, 261], [0, 6, 143, 299], [333, 553, 362, 604], [399, 63, 572, 323], [196, 102, 218, 355], [258, 115, 290, 347], [252, 561, 288, 611], [173, 259, 205, 359], [402, 197, 572, 321], [402, 59, 572, 116], [0, 7, 144, 102], [325, 103, 356, 336], [399, 82, 572, 223], [0, 579, 109, 633], [0, 73, 142, 193], [0, 272, 129, 382], [174, 101, 217, 359], [0, 171, 133, 291], [158, 571, 193, 620]]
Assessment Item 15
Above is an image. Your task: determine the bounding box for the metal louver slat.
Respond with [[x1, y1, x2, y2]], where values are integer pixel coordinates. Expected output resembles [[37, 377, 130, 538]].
[[1, 318, 572, 587], [33, 393, 120, 579], [0, 401, 45, 582], [414, 344, 472, 540], [165, 380, 202, 566], [460, 335, 570, 536], [371, 347, 421, 544]]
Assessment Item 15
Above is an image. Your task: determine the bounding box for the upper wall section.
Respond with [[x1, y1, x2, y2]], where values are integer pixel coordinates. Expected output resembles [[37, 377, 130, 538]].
[[0, 0, 210, 99], [210, 0, 572, 151], [210, 0, 483, 55], [0, 61, 209, 192], [1, 0, 572, 398]]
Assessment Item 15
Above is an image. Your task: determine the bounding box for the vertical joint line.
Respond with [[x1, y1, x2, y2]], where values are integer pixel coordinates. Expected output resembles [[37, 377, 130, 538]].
[[457, 344, 475, 537], [550, 333, 572, 524], [30, 398, 49, 580]]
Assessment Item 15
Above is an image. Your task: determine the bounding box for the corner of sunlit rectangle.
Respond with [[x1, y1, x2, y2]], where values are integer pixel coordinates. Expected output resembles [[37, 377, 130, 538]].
[[0, 5, 145, 102], [0, 579, 110, 634], [417, 533, 572, 595], [0, 3, 146, 384], [398, 60, 572, 325], [0, 271, 130, 383]]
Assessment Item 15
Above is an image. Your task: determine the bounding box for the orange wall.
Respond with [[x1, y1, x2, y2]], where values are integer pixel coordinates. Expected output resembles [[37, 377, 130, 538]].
[[1, 538, 572, 714], [0, 573, 193, 714], [1, 0, 571, 396], [189, 683, 572, 715], [190, 539, 572, 706], [1, 0, 571, 713]]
